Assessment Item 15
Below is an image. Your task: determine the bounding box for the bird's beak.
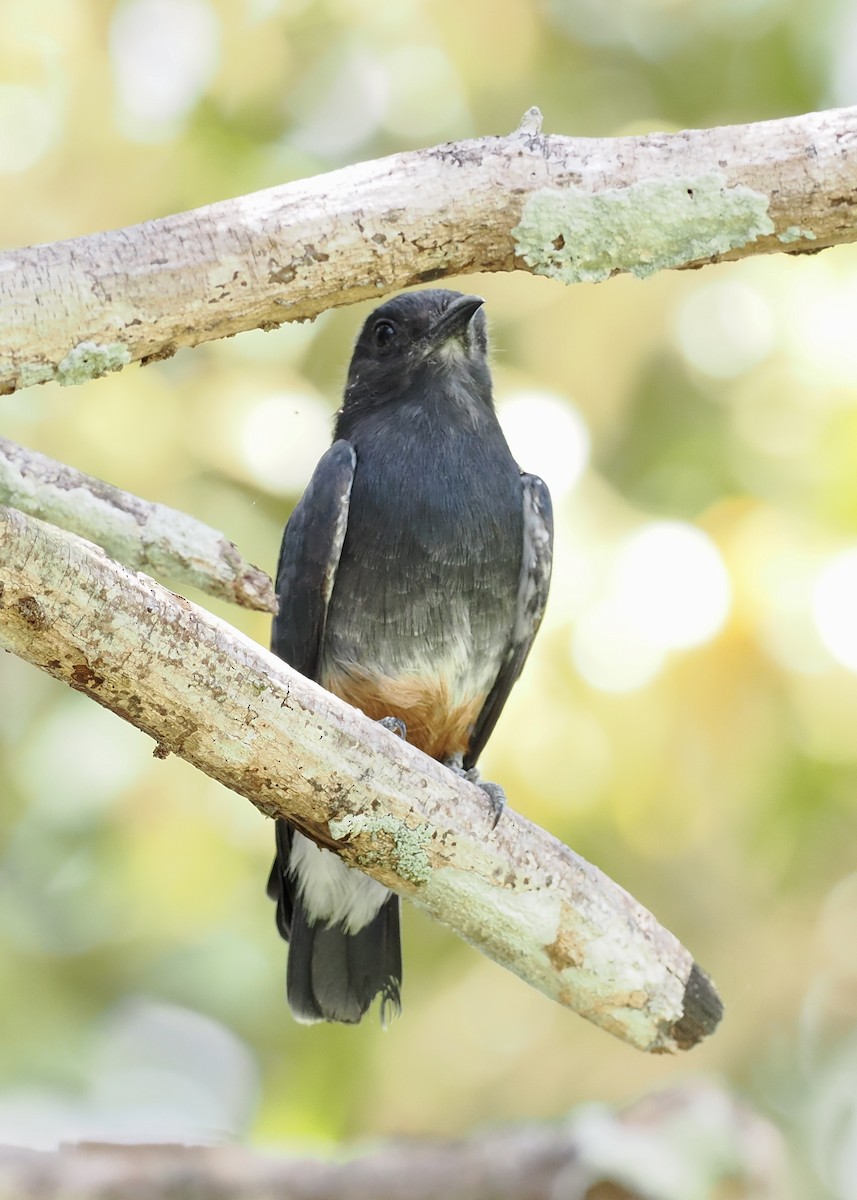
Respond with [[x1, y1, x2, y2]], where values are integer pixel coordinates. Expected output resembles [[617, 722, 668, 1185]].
[[423, 294, 484, 353]]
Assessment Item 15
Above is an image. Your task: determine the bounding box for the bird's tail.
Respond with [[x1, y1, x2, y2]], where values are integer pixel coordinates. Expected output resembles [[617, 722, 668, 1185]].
[[267, 820, 402, 1025], [287, 892, 402, 1025]]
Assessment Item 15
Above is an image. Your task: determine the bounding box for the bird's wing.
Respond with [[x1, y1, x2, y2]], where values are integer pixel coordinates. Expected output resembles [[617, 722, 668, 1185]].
[[267, 439, 355, 931], [464, 472, 553, 770], [270, 438, 356, 679]]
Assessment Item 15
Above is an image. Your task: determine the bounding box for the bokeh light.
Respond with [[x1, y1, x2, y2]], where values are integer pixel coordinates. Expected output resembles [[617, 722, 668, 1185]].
[[497, 390, 590, 497], [613, 521, 732, 651], [733, 508, 831, 675], [239, 391, 332, 495], [110, 0, 221, 138], [812, 548, 857, 672], [673, 280, 776, 380], [0, 85, 59, 174], [571, 597, 666, 692], [785, 266, 857, 389], [289, 44, 388, 158], [0, 999, 257, 1149], [569, 521, 730, 691], [381, 45, 469, 140], [12, 701, 151, 821]]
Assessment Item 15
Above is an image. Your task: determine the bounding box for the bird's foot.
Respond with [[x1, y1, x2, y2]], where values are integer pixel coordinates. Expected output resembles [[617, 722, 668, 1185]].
[[378, 716, 407, 740], [473, 775, 506, 829], [443, 757, 506, 829]]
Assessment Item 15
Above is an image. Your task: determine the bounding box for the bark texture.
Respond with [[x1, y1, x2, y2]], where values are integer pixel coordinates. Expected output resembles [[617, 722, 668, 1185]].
[[0, 504, 722, 1053], [2, 106, 856, 396], [0, 436, 276, 612]]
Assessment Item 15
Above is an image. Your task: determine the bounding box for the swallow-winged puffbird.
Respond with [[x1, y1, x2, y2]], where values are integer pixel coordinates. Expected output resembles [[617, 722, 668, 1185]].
[[266, 289, 553, 1024]]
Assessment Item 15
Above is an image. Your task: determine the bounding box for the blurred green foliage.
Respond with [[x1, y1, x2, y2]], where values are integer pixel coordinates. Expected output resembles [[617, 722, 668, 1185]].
[[3, 0, 857, 1193]]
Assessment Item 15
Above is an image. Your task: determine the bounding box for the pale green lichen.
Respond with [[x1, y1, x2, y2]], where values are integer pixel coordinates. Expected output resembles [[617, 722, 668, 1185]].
[[513, 172, 775, 283], [329, 813, 432, 883], [778, 225, 817, 243], [17, 363, 55, 389], [55, 341, 131, 387]]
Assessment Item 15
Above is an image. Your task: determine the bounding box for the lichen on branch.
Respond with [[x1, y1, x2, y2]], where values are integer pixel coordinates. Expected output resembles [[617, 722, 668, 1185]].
[[1, 105, 855, 396]]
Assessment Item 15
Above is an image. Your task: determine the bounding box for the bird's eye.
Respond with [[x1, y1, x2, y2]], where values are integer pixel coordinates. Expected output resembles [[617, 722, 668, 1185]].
[[373, 320, 397, 348]]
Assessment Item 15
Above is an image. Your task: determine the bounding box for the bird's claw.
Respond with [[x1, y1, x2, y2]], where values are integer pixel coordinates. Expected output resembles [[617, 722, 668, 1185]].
[[469, 775, 506, 829], [443, 758, 506, 829], [378, 716, 407, 740], [477, 779, 506, 828]]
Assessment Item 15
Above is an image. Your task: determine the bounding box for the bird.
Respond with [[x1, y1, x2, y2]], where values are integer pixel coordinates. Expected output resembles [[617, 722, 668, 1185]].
[[266, 288, 553, 1024]]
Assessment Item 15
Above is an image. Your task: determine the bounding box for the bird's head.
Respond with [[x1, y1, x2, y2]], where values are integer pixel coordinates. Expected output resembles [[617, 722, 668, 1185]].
[[339, 290, 491, 426]]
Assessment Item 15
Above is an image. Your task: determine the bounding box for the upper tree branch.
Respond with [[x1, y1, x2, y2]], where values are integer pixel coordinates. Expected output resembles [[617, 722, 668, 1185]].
[[2, 106, 856, 396], [0, 504, 722, 1054]]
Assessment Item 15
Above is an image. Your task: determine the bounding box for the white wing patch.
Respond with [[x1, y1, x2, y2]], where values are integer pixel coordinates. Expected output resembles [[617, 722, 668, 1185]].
[[289, 832, 390, 934], [515, 474, 553, 643], [321, 470, 354, 612]]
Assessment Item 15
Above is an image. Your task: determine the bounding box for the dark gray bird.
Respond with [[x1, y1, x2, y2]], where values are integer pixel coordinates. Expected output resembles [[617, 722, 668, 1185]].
[[267, 289, 553, 1024]]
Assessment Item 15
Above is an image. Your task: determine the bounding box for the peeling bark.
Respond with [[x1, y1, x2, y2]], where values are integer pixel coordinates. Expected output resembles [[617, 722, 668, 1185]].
[[2, 106, 856, 395], [0, 505, 722, 1053]]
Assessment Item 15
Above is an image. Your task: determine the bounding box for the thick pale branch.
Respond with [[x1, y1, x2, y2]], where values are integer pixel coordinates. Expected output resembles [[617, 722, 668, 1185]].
[[0, 1084, 786, 1200], [0, 437, 276, 613], [2, 106, 856, 396], [0, 505, 722, 1053]]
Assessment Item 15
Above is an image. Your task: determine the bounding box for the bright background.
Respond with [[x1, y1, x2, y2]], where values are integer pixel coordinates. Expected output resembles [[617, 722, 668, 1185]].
[[2, 0, 857, 1193]]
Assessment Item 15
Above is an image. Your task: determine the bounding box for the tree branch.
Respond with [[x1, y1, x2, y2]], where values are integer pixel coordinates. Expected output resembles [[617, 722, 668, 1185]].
[[0, 504, 722, 1053], [0, 436, 276, 613], [0, 1083, 787, 1200], [3, 105, 856, 396]]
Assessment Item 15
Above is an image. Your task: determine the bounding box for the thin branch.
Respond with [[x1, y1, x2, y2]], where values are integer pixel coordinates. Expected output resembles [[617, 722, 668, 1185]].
[[2, 105, 856, 396], [0, 437, 276, 613], [0, 1083, 787, 1200], [0, 504, 722, 1053]]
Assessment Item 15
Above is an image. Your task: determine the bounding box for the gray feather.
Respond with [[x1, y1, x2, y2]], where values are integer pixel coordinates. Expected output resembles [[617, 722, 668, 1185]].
[[465, 472, 553, 768]]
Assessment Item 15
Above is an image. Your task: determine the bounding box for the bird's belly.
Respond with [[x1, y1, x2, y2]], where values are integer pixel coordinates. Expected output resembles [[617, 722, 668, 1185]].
[[320, 593, 508, 761], [322, 661, 487, 761]]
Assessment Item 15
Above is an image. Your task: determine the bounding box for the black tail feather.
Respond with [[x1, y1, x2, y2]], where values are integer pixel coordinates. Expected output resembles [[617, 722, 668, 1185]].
[[266, 819, 294, 941], [267, 819, 402, 1024], [287, 893, 401, 1025]]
